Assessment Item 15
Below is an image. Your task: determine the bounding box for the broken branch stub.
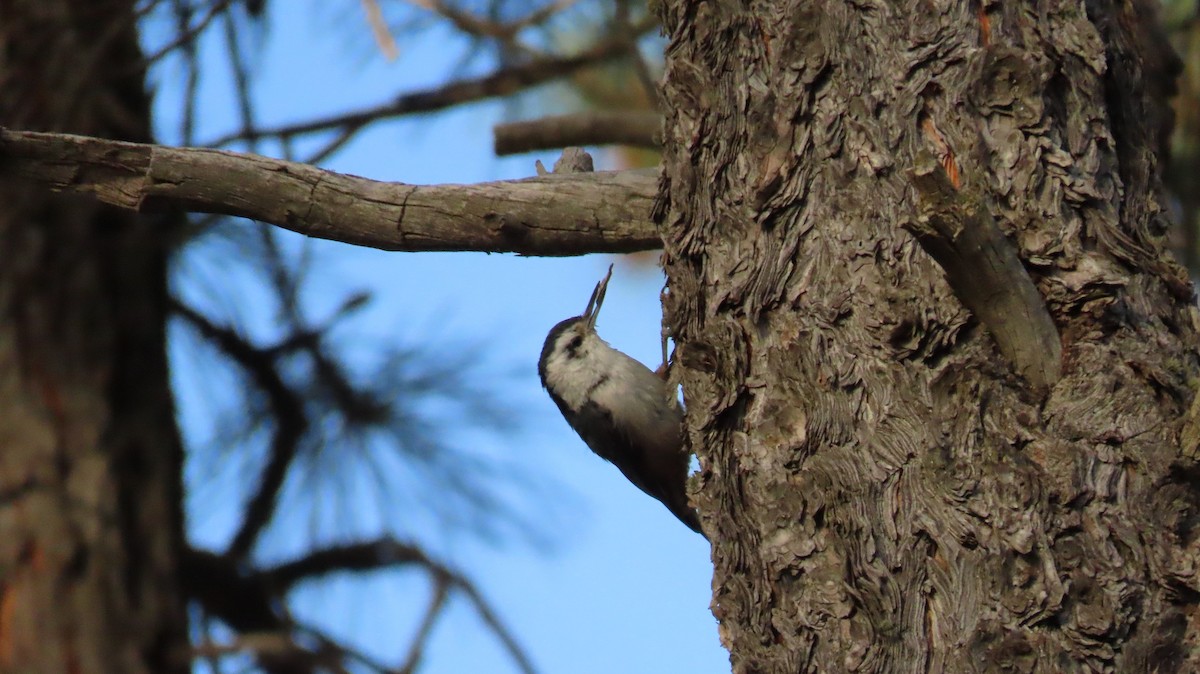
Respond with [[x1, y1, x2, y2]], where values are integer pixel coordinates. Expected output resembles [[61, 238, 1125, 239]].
[[906, 158, 1062, 389]]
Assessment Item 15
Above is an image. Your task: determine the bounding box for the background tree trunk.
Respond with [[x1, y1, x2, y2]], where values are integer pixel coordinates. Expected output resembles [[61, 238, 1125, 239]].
[[0, 2, 188, 672], [657, 0, 1200, 671]]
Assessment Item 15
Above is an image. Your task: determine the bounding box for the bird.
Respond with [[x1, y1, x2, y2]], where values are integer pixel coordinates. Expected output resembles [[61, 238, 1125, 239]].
[[538, 265, 702, 535]]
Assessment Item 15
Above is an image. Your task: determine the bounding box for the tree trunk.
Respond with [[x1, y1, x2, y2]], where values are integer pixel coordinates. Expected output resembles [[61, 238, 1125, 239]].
[[0, 2, 188, 673], [657, 0, 1199, 671]]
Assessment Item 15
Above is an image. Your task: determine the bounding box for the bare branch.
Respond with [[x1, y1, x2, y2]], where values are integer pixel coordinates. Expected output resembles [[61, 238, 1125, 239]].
[[361, 0, 399, 61], [508, 0, 581, 32], [906, 157, 1062, 389], [397, 578, 450, 674], [191, 633, 305, 660], [263, 539, 431, 591], [296, 624, 400, 674], [0, 128, 661, 255], [174, 1, 203, 145], [405, 0, 522, 41], [144, 0, 234, 65], [169, 299, 308, 560], [221, 9, 256, 145], [258, 538, 537, 674], [494, 111, 660, 155], [453, 578, 537, 674], [182, 548, 314, 674], [206, 26, 654, 148]]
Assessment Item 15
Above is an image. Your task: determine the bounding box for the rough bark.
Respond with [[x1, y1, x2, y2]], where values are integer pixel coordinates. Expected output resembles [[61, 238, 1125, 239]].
[[657, 0, 1198, 671], [0, 2, 188, 673], [0, 130, 661, 255]]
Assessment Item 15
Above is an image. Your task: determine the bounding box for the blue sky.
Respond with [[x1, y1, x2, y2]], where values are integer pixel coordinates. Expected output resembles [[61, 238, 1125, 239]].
[[144, 4, 727, 673]]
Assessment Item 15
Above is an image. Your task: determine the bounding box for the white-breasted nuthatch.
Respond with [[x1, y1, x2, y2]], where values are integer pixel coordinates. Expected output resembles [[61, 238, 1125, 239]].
[[538, 266, 702, 535]]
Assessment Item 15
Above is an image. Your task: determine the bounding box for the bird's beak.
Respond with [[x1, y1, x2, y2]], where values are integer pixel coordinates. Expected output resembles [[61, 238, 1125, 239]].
[[583, 264, 614, 331]]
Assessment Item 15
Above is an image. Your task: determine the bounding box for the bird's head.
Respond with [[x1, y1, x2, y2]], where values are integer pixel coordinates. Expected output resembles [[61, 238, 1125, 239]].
[[538, 264, 613, 384]]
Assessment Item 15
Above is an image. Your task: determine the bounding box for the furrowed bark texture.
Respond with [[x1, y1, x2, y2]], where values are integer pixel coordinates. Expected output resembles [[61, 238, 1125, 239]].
[[0, 2, 187, 673], [658, 0, 1199, 671]]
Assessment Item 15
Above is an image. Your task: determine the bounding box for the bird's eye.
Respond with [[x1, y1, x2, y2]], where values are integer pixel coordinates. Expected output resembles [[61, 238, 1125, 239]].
[[566, 335, 584, 353]]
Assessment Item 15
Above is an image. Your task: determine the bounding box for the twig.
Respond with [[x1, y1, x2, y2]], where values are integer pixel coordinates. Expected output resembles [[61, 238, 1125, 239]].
[[221, 11, 257, 148], [295, 623, 395, 674], [261, 534, 540, 671], [615, 0, 660, 110], [452, 579, 537, 674], [191, 633, 302, 660], [405, 0, 517, 41], [361, 0, 399, 60], [0, 128, 662, 255], [144, 0, 235, 65], [397, 578, 451, 674], [405, 0, 580, 47], [263, 539, 428, 591], [175, 0, 203, 145], [260, 538, 539, 673], [169, 299, 308, 560], [509, 0, 581, 32]]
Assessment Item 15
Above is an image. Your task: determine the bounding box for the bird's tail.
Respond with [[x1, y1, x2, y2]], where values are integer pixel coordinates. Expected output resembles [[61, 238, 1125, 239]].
[[664, 489, 706, 539]]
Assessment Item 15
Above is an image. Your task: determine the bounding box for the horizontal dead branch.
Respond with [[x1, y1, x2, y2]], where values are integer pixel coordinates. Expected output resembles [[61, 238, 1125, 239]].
[[494, 111, 661, 155], [0, 128, 661, 255], [906, 158, 1062, 388]]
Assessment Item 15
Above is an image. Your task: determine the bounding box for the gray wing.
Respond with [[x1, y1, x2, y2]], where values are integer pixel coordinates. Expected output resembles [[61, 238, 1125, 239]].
[[547, 391, 701, 535]]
